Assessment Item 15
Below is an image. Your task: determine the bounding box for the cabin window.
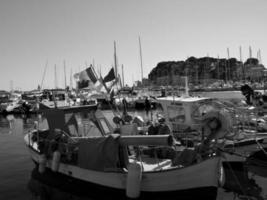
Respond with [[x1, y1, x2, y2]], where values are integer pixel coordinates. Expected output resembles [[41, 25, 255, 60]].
[[81, 120, 102, 137], [167, 105, 185, 123]]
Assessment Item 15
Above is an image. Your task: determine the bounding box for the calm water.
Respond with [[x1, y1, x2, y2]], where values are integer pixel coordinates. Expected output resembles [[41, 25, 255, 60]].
[[0, 111, 267, 200]]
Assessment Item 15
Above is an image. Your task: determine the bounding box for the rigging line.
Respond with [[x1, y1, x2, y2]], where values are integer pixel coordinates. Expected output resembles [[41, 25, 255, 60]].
[[255, 139, 267, 156], [40, 60, 48, 89]]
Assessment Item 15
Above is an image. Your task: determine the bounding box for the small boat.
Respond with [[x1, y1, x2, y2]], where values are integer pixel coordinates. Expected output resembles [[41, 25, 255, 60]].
[[38, 89, 75, 109], [24, 104, 224, 200]]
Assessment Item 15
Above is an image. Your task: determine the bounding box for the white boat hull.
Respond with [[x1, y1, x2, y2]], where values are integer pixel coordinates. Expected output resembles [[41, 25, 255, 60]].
[[25, 133, 222, 199]]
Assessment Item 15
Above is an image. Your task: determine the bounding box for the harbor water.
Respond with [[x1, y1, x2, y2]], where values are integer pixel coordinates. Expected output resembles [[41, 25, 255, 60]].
[[1, 111, 267, 200]]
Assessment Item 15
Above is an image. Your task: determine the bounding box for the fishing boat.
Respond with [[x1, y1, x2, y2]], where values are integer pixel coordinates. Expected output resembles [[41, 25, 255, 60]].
[[38, 89, 75, 109], [157, 94, 267, 164], [24, 104, 224, 200]]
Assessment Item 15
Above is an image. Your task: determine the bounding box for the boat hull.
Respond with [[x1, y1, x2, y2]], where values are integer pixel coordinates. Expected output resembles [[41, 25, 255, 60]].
[[31, 162, 218, 200], [26, 142, 220, 200]]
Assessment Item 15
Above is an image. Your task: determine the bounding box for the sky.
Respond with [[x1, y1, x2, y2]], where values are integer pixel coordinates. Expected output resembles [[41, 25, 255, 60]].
[[0, 0, 267, 91]]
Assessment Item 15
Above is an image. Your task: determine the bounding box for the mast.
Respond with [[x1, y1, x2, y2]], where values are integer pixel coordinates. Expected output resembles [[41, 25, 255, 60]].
[[227, 48, 230, 82], [259, 49, 262, 64], [239, 46, 242, 62], [40, 60, 48, 90], [121, 64, 125, 87], [10, 80, 13, 93], [217, 55, 220, 80], [54, 64, 58, 89], [239, 46, 245, 81], [114, 41, 118, 78], [139, 36, 144, 83], [70, 68, 73, 90], [64, 60, 67, 89], [249, 46, 252, 58]]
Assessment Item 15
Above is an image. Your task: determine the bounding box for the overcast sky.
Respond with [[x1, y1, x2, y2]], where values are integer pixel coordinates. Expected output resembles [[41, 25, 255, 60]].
[[0, 0, 266, 91]]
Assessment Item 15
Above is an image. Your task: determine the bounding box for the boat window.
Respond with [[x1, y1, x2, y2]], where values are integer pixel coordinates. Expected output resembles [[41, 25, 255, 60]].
[[167, 105, 185, 123], [99, 118, 111, 135], [81, 120, 102, 137], [64, 112, 102, 137]]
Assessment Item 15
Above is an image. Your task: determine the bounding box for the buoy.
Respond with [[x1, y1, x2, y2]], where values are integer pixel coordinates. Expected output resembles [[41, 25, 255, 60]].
[[51, 150, 61, 172], [38, 154, 47, 173], [126, 162, 142, 199]]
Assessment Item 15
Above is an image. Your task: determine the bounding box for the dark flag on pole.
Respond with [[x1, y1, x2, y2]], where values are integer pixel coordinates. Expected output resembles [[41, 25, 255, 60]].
[[103, 68, 116, 83]]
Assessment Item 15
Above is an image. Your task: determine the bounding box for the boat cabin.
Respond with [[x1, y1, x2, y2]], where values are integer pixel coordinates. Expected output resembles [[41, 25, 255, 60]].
[[157, 96, 221, 133], [43, 104, 113, 138]]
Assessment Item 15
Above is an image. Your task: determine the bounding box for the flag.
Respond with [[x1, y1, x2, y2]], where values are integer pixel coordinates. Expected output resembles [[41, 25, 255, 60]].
[[103, 68, 116, 83], [76, 66, 98, 89]]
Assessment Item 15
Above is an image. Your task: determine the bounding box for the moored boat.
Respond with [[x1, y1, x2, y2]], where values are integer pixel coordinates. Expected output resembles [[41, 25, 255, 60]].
[[24, 104, 224, 199]]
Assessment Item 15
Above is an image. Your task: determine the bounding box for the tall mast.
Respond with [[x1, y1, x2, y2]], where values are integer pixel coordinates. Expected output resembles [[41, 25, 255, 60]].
[[70, 68, 73, 90], [249, 46, 252, 58], [98, 65, 102, 78], [239, 46, 243, 62], [239, 46, 245, 81], [54, 64, 58, 89], [121, 64, 125, 87], [139, 36, 144, 83], [259, 49, 262, 64], [227, 47, 230, 82], [40, 60, 48, 90], [114, 41, 118, 78], [217, 55, 220, 80], [64, 60, 67, 89], [10, 80, 13, 92]]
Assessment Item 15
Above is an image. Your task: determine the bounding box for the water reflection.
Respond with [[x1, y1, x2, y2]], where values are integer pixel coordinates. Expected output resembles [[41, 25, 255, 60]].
[[0, 114, 15, 133], [28, 167, 100, 200]]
